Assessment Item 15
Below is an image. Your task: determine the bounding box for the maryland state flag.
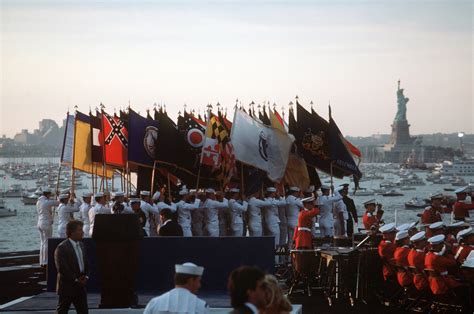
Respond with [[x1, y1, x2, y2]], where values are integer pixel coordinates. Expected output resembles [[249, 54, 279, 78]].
[[101, 112, 128, 168]]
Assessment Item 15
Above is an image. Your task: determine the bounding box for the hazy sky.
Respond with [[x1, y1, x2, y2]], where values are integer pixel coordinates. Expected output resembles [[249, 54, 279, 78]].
[[1, 0, 472, 138]]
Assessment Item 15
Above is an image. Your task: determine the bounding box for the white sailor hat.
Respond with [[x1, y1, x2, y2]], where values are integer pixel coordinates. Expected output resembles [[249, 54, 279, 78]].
[[58, 194, 69, 199], [42, 187, 52, 193], [363, 199, 377, 206], [447, 221, 466, 228], [320, 185, 330, 190], [305, 185, 315, 193], [462, 258, 474, 268], [94, 192, 104, 198], [454, 186, 469, 194], [395, 230, 409, 241], [152, 191, 161, 201], [410, 231, 426, 242], [129, 198, 141, 204], [289, 186, 300, 192], [457, 227, 473, 242], [60, 188, 70, 194], [205, 188, 216, 194], [140, 190, 151, 196], [82, 192, 93, 197], [175, 262, 204, 276], [189, 189, 197, 193], [429, 221, 444, 230], [302, 196, 315, 203], [396, 223, 410, 232], [112, 191, 124, 197], [379, 222, 396, 233], [336, 185, 346, 192], [430, 193, 443, 200], [266, 187, 277, 193], [428, 234, 445, 245], [179, 189, 189, 196], [229, 188, 240, 193]]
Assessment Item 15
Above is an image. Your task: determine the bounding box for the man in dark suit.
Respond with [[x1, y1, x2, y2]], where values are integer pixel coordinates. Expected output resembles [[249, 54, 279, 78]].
[[158, 208, 183, 236], [228, 266, 266, 314], [340, 184, 358, 237], [54, 220, 89, 314]]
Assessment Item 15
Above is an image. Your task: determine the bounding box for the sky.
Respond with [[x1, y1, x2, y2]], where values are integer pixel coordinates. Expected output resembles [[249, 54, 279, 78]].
[[1, 0, 472, 138]]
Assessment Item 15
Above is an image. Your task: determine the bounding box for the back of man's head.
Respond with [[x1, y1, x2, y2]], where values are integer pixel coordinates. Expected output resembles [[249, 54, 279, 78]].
[[160, 208, 173, 220], [228, 266, 265, 309]]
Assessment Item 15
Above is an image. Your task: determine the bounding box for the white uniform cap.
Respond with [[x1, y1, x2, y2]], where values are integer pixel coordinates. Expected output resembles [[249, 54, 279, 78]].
[[336, 185, 345, 192], [42, 187, 52, 193], [58, 194, 69, 199], [175, 262, 204, 276], [454, 186, 469, 194], [395, 230, 409, 241], [462, 258, 474, 268], [396, 223, 410, 232], [289, 186, 300, 192], [82, 192, 93, 197], [305, 185, 315, 193], [320, 185, 330, 190], [302, 196, 315, 203], [429, 221, 444, 230], [407, 222, 417, 230], [60, 188, 70, 194], [152, 191, 161, 201], [266, 187, 277, 193], [129, 198, 141, 204], [457, 227, 473, 242], [229, 188, 240, 193], [430, 193, 443, 200], [140, 191, 151, 196], [363, 199, 377, 206], [179, 189, 189, 196], [448, 221, 466, 228], [189, 189, 197, 193], [379, 222, 396, 233], [410, 231, 426, 242], [205, 188, 216, 194], [112, 191, 124, 197], [94, 192, 104, 198], [427, 234, 445, 245]]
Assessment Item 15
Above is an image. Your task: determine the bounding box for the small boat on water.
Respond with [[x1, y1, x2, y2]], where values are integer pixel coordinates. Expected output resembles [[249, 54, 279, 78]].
[[21, 190, 41, 205], [405, 197, 429, 209], [382, 189, 404, 197], [400, 186, 416, 191], [0, 199, 17, 218], [1, 184, 24, 198]]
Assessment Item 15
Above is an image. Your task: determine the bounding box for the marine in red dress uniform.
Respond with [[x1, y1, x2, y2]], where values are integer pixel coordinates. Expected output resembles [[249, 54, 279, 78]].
[[453, 186, 474, 220], [407, 231, 429, 291], [293, 196, 320, 249], [378, 222, 397, 281], [393, 230, 413, 287], [421, 194, 444, 225], [362, 199, 383, 231], [455, 227, 474, 264]]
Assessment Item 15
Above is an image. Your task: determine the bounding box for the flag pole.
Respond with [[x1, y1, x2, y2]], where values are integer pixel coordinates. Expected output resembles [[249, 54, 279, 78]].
[[240, 163, 244, 196], [151, 161, 157, 196], [167, 172, 172, 201]]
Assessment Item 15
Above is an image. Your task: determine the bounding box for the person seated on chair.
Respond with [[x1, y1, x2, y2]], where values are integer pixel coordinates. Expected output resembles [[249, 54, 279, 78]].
[[394, 230, 413, 287], [158, 207, 183, 236], [260, 274, 292, 314], [407, 231, 430, 291], [293, 196, 319, 250], [426, 221, 445, 238], [144, 262, 209, 314], [228, 266, 266, 314], [446, 221, 468, 254], [378, 222, 397, 281], [455, 227, 474, 264]]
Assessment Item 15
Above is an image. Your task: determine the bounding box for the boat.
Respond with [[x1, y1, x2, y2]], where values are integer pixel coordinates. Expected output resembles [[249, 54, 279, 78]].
[[21, 190, 41, 205], [405, 197, 429, 209], [351, 189, 375, 196], [400, 186, 416, 191], [382, 189, 404, 197], [444, 187, 455, 192], [1, 184, 24, 198], [0, 199, 17, 218], [439, 158, 474, 176]]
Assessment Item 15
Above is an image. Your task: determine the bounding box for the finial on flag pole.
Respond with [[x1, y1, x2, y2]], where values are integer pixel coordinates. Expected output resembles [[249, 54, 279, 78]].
[[310, 100, 314, 110]]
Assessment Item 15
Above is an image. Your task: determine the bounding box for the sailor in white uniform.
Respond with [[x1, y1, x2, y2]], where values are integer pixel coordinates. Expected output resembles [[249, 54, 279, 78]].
[[79, 192, 93, 236], [140, 191, 160, 236], [203, 189, 228, 237], [36, 187, 59, 266], [191, 191, 206, 236], [247, 192, 275, 237], [333, 186, 348, 237], [88, 193, 110, 237], [277, 194, 288, 245], [316, 185, 343, 237], [175, 188, 201, 237], [228, 188, 248, 237], [286, 187, 304, 244], [144, 262, 209, 314], [263, 187, 286, 246], [57, 193, 80, 238]]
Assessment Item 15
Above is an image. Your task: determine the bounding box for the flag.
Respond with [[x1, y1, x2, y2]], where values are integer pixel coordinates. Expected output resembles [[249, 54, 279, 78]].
[[270, 109, 288, 133], [127, 109, 160, 167], [283, 153, 310, 192], [73, 111, 113, 177], [101, 112, 128, 168], [241, 164, 266, 196], [154, 109, 180, 165], [90, 112, 103, 163], [61, 113, 75, 165], [231, 109, 294, 182], [306, 165, 322, 188], [217, 112, 237, 185]]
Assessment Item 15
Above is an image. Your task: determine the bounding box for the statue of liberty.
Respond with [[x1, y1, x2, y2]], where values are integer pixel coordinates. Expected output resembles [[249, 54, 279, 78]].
[[395, 79, 409, 122]]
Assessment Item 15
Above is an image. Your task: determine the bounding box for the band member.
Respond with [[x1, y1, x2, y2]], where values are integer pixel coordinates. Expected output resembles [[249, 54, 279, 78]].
[[393, 230, 413, 287], [421, 194, 444, 225], [407, 231, 429, 291], [453, 186, 474, 220], [293, 196, 319, 249], [362, 199, 383, 231], [378, 223, 397, 281]]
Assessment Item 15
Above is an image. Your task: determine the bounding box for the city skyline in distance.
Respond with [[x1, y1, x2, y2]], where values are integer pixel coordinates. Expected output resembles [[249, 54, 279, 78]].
[[1, 0, 472, 138]]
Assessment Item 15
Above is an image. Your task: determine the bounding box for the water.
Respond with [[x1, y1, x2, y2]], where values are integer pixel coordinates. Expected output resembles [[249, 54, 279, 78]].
[[1, 158, 473, 253]]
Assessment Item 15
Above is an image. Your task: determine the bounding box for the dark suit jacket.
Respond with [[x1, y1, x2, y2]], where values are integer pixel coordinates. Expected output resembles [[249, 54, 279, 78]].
[[229, 304, 255, 314], [54, 239, 89, 296], [343, 196, 358, 223], [158, 220, 183, 236]]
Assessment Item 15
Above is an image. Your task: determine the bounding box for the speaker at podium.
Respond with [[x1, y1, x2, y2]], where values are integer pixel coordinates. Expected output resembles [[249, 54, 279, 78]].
[[92, 214, 143, 308]]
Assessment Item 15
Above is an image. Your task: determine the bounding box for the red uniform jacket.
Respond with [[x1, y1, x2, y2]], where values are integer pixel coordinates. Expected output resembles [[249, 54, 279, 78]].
[[421, 207, 442, 225], [407, 248, 429, 291], [453, 201, 474, 219], [394, 246, 413, 287], [425, 251, 461, 295], [454, 244, 473, 264], [293, 207, 319, 249], [362, 211, 381, 231], [378, 239, 396, 281]]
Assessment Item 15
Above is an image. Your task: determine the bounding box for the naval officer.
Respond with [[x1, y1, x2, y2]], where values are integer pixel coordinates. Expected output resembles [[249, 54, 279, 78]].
[[57, 193, 80, 238], [228, 188, 248, 237], [79, 192, 93, 236], [36, 187, 60, 267]]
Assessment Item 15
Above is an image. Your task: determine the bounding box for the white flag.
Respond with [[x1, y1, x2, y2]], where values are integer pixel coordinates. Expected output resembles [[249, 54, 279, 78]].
[[231, 109, 294, 182]]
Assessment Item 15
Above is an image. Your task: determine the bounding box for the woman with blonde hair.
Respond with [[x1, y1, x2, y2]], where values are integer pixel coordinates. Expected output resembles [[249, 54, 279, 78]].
[[261, 275, 292, 314]]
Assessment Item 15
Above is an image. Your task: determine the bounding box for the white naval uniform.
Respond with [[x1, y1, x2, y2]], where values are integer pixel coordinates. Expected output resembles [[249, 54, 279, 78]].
[[277, 198, 288, 245], [36, 196, 59, 265], [247, 197, 274, 237], [57, 201, 80, 238], [228, 199, 248, 236], [144, 287, 209, 314], [191, 205, 205, 236], [79, 202, 92, 236], [333, 198, 348, 237], [218, 198, 231, 236], [263, 197, 286, 246], [141, 200, 160, 236], [110, 202, 134, 214], [88, 203, 110, 237], [317, 192, 343, 237], [286, 195, 303, 243], [176, 199, 201, 237], [203, 198, 229, 237]]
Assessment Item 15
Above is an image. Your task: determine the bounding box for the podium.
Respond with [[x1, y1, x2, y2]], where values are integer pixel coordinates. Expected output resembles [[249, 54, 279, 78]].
[[92, 214, 143, 308]]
